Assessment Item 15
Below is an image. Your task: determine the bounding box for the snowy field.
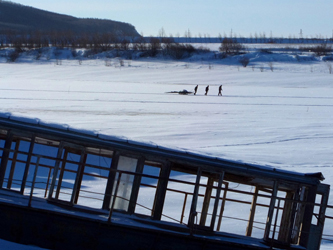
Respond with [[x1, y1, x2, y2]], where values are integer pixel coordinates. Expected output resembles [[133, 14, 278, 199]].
[[0, 46, 333, 249]]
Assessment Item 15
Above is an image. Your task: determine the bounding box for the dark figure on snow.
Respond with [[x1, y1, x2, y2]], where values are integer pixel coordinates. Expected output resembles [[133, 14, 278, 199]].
[[218, 85, 223, 96], [205, 85, 209, 95], [194, 85, 198, 95]]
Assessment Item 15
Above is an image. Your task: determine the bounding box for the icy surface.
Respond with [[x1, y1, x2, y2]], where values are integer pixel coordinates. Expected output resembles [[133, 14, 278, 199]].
[[1, 46, 333, 249]]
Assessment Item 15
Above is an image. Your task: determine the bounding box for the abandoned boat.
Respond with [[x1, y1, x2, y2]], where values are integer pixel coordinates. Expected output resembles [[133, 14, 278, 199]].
[[0, 114, 330, 250]]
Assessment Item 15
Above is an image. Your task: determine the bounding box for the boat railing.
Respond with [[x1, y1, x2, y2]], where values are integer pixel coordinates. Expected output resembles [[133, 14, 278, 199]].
[[3, 156, 331, 246]]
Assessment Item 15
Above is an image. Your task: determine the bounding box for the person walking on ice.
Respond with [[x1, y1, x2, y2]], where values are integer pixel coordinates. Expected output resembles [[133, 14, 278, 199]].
[[218, 85, 223, 96], [194, 85, 198, 95], [205, 85, 209, 95]]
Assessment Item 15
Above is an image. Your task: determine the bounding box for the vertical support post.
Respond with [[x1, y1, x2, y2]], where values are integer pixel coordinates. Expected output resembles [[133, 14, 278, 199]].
[[55, 149, 68, 199], [128, 157, 145, 214], [28, 156, 40, 207], [48, 142, 64, 200], [299, 185, 317, 247], [278, 191, 294, 242], [264, 181, 278, 241], [272, 199, 281, 240], [188, 167, 202, 229], [44, 168, 52, 198], [152, 162, 171, 220], [21, 135, 35, 194], [289, 186, 302, 244], [180, 193, 188, 224], [246, 186, 259, 236], [200, 177, 214, 226], [210, 171, 224, 231], [0, 131, 13, 188], [217, 182, 228, 231], [72, 150, 87, 204], [103, 151, 120, 210], [7, 139, 20, 189], [108, 172, 122, 222], [305, 184, 330, 250]]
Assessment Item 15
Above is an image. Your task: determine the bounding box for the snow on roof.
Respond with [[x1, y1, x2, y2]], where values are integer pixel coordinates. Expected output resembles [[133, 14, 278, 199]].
[[0, 112, 324, 185]]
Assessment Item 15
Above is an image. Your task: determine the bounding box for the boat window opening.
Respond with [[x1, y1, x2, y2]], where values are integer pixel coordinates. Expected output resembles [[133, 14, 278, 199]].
[[266, 190, 287, 241], [25, 140, 59, 198], [135, 162, 161, 216], [0, 133, 6, 165], [217, 182, 255, 235], [162, 170, 197, 224], [111, 156, 138, 212], [250, 189, 270, 238], [52, 149, 82, 202], [2, 137, 31, 191], [76, 152, 113, 209], [191, 175, 209, 227], [204, 179, 225, 231]]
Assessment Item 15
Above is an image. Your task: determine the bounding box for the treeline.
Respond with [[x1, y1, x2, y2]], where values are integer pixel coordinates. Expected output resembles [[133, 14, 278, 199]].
[[1, 31, 213, 60], [0, 30, 134, 49], [2, 31, 331, 63]]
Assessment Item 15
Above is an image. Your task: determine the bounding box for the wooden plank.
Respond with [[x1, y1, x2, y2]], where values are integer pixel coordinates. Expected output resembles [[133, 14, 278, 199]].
[[200, 177, 214, 226], [292, 186, 308, 244], [102, 151, 120, 210], [108, 172, 122, 222], [0, 131, 13, 188], [20, 135, 36, 194], [152, 162, 171, 220], [289, 186, 301, 244], [128, 157, 145, 214], [299, 185, 317, 247], [246, 186, 259, 236], [210, 172, 225, 230], [7, 139, 20, 189], [72, 150, 87, 204], [44, 167, 52, 197], [306, 183, 330, 250], [55, 148, 68, 200], [277, 191, 294, 242], [271, 199, 281, 240], [47, 142, 64, 200], [217, 182, 228, 231], [188, 167, 202, 229], [28, 157, 40, 207], [264, 181, 278, 240]]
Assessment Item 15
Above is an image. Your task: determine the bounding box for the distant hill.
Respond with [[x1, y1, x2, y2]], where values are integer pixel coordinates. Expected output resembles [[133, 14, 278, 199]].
[[0, 1, 140, 37]]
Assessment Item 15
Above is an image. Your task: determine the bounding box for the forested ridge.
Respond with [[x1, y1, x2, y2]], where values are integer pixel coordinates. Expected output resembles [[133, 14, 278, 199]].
[[0, 1, 139, 37]]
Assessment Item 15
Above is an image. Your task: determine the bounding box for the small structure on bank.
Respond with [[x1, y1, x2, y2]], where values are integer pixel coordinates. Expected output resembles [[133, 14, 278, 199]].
[[0, 114, 330, 250]]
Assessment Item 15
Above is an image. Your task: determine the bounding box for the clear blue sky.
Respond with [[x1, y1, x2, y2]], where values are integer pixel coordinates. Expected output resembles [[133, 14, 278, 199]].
[[11, 0, 333, 38]]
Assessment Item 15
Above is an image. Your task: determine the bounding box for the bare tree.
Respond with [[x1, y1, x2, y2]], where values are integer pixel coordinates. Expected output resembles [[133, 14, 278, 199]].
[[313, 43, 332, 56], [239, 57, 250, 67], [219, 38, 244, 55], [148, 37, 161, 57], [158, 27, 166, 38], [260, 65, 264, 72], [326, 62, 332, 74]]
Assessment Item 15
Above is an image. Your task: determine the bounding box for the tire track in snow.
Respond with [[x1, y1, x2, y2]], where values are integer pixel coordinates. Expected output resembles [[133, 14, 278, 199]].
[[1, 97, 333, 107], [1, 88, 333, 100], [200, 135, 333, 148]]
